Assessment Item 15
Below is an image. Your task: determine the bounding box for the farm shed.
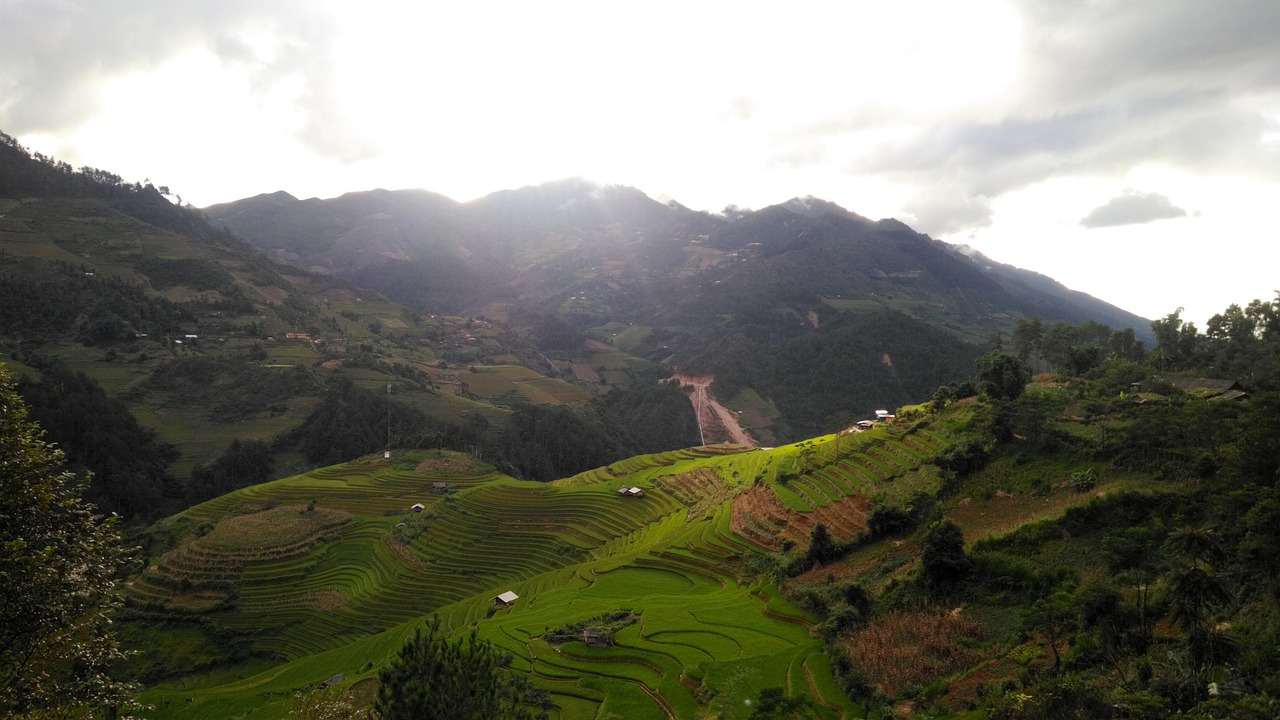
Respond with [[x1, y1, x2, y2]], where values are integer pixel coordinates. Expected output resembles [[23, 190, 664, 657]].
[[495, 590, 519, 606], [623, 487, 645, 498], [432, 482, 448, 492], [410, 503, 425, 512]]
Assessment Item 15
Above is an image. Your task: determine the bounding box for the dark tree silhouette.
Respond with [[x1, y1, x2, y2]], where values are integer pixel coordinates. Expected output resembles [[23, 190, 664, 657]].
[[375, 616, 549, 720], [921, 521, 972, 592]]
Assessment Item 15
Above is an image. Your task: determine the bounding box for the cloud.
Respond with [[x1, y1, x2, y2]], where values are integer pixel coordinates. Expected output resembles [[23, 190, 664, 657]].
[[0, 0, 375, 162], [794, 0, 1280, 234], [1080, 190, 1188, 228], [901, 191, 994, 236]]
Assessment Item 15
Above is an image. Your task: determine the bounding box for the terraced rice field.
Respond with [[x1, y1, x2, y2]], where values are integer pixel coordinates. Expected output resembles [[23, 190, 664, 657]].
[[136, 425, 953, 719]]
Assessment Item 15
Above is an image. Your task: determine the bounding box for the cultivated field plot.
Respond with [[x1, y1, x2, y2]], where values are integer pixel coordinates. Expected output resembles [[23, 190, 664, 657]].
[[461, 365, 592, 405], [134, 427, 953, 719]]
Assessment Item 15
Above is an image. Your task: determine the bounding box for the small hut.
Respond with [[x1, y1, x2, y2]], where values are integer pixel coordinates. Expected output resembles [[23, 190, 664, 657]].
[[582, 629, 611, 647], [410, 503, 425, 512], [495, 590, 519, 606]]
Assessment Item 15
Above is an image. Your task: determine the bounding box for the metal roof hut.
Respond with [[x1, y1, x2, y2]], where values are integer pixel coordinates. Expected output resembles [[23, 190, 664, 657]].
[[495, 590, 519, 606], [410, 503, 425, 512], [1164, 376, 1249, 401]]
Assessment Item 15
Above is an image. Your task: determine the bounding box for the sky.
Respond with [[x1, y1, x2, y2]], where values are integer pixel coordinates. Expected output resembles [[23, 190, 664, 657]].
[[2, 0, 1278, 328]]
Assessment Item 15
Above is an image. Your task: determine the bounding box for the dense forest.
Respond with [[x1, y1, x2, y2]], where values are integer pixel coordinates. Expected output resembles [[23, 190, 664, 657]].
[[17, 361, 181, 519]]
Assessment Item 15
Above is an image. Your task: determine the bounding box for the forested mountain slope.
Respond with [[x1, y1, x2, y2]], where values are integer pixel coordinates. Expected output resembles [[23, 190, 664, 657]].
[[207, 181, 1153, 441], [0, 133, 698, 521]]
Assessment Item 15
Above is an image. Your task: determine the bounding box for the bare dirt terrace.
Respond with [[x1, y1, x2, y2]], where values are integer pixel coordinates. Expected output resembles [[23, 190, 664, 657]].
[[667, 373, 756, 446]]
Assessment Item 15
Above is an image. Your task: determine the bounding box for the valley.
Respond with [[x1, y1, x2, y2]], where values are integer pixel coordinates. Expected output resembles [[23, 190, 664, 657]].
[[7, 131, 1280, 719]]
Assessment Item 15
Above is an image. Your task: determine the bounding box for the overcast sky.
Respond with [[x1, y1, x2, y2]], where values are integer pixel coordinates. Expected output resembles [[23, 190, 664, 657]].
[[3, 0, 1278, 327]]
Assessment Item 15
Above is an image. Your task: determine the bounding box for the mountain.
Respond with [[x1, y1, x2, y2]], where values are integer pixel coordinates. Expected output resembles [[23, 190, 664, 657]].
[[207, 181, 1154, 440], [2, 133, 681, 520], [944, 242, 1153, 333]]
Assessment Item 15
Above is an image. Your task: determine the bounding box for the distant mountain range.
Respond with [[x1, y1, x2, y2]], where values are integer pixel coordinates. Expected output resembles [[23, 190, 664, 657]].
[[1, 127, 1156, 507], [206, 180, 1151, 336], [206, 179, 1153, 440]]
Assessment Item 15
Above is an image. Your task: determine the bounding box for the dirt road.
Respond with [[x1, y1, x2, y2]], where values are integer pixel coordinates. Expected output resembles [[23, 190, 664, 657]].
[[667, 373, 756, 447]]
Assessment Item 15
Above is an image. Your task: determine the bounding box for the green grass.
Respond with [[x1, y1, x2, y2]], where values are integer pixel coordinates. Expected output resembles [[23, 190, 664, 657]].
[[131, 443, 862, 719]]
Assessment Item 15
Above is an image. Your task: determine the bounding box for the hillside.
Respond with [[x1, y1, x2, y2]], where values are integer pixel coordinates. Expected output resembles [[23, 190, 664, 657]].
[[121, 336, 1280, 718], [126, 426, 942, 719], [2, 133, 682, 520], [206, 182, 1154, 441]]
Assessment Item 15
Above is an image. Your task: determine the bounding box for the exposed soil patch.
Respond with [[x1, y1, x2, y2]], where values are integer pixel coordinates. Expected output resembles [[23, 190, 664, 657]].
[[842, 609, 988, 695], [731, 485, 870, 550], [668, 373, 755, 446], [415, 451, 485, 475], [199, 506, 352, 553], [946, 487, 1111, 545], [571, 363, 602, 383]]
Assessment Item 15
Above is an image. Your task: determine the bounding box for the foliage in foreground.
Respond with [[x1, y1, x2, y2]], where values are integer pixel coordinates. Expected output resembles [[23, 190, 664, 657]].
[[0, 362, 135, 717], [375, 616, 550, 720]]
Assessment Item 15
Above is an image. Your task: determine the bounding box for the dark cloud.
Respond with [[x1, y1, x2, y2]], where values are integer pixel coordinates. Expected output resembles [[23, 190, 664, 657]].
[[1080, 190, 1188, 228], [0, 0, 375, 162]]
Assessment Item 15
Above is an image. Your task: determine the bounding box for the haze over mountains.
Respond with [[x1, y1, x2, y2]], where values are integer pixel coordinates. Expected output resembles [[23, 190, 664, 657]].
[[205, 180, 1151, 340], [2, 130, 1154, 513], [205, 179, 1152, 439]]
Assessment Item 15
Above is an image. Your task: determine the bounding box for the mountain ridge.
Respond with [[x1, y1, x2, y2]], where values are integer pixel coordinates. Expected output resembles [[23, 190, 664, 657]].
[[205, 179, 1150, 340]]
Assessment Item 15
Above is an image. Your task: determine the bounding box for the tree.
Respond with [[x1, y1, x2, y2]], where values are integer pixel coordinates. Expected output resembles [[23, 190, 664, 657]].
[[188, 438, 274, 502], [1012, 317, 1044, 369], [1102, 521, 1167, 648], [749, 686, 820, 718], [921, 521, 972, 592], [1025, 592, 1077, 670], [1163, 527, 1232, 669], [975, 351, 1031, 401], [0, 363, 135, 717], [807, 522, 840, 565], [375, 616, 549, 720]]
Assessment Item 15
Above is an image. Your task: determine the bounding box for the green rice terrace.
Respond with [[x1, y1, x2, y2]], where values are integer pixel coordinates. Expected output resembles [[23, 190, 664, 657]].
[[125, 422, 954, 719]]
